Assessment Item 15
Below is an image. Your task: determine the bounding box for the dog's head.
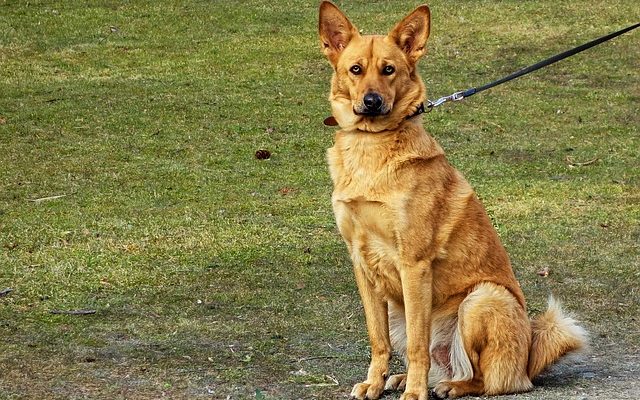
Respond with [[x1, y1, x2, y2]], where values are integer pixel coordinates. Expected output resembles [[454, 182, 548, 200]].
[[319, 1, 430, 132]]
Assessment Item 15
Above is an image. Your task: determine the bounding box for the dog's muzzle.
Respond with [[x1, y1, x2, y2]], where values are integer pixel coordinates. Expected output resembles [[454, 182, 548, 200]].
[[355, 92, 389, 117]]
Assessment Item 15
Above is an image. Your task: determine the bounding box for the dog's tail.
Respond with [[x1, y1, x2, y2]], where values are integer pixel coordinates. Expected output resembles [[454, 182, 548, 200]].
[[527, 296, 587, 379]]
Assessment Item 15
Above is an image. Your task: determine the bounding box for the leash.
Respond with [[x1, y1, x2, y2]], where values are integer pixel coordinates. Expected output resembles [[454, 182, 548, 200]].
[[323, 22, 638, 126], [426, 22, 640, 111]]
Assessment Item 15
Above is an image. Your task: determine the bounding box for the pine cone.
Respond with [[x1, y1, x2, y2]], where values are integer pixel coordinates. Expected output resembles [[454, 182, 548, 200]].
[[255, 149, 271, 160]]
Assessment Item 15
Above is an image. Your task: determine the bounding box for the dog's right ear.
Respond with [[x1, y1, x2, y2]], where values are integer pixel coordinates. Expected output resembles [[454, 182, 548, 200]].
[[318, 1, 358, 67]]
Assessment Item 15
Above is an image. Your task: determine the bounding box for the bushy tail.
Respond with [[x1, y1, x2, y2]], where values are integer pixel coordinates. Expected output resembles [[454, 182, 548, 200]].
[[528, 296, 588, 379]]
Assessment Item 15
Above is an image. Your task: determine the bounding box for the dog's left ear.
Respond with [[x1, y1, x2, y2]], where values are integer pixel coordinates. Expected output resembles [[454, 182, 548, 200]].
[[388, 5, 430, 64]]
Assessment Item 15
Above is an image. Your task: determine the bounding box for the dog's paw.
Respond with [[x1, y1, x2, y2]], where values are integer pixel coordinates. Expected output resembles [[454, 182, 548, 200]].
[[350, 381, 384, 400], [399, 390, 428, 400], [432, 382, 454, 399], [384, 373, 407, 391]]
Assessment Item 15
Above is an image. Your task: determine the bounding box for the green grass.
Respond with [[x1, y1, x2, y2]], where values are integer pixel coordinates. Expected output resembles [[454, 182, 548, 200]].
[[1, 1, 638, 399]]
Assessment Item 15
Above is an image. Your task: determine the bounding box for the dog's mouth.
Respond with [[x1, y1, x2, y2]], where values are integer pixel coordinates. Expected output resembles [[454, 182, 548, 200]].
[[353, 108, 391, 117]]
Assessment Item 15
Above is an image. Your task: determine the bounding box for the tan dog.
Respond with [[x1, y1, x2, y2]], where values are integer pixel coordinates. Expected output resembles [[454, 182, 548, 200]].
[[318, 2, 587, 399]]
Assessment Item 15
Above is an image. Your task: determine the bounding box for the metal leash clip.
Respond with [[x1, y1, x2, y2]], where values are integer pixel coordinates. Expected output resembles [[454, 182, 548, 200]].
[[426, 91, 466, 111]]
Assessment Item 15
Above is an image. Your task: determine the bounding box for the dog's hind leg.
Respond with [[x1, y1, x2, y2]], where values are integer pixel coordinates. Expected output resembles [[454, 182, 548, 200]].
[[433, 283, 533, 398], [387, 300, 459, 392], [385, 373, 407, 391], [386, 301, 408, 392]]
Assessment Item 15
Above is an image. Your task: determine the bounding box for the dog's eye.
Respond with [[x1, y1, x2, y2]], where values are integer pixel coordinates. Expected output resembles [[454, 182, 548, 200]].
[[382, 65, 395, 75], [349, 65, 362, 75]]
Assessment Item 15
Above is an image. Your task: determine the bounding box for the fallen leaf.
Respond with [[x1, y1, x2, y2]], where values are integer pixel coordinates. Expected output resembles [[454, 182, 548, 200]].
[[537, 267, 550, 277]]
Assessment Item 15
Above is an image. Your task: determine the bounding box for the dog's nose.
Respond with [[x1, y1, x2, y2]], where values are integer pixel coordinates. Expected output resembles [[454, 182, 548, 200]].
[[363, 92, 383, 113]]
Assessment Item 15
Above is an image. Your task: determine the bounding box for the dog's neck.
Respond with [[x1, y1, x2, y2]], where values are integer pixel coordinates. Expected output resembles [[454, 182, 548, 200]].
[[325, 102, 427, 133]]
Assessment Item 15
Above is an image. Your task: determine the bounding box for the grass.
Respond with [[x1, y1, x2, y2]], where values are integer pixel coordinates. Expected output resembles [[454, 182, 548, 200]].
[[0, 1, 638, 399]]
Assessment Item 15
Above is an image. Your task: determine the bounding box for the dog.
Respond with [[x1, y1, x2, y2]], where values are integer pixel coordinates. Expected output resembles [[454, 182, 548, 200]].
[[318, 2, 587, 399]]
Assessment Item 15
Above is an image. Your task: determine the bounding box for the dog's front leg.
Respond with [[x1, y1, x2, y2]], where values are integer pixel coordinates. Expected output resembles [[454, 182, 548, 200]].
[[350, 264, 391, 400], [399, 263, 432, 400]]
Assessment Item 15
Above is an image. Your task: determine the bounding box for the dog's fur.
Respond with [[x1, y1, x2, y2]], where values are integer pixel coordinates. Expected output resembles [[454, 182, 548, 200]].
[[318, 2, 587, 399]]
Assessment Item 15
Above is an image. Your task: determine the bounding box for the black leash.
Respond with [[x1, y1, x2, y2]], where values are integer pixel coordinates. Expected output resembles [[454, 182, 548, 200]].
[[426, 22, 640, 111]]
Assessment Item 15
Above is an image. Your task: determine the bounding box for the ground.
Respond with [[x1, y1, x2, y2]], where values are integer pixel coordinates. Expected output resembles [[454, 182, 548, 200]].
[[0, 1, 638, 399]]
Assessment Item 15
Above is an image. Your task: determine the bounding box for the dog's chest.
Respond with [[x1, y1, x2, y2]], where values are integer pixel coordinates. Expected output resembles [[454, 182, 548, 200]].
[[328, 143, 406, 300], [334, 196, 404, 299]]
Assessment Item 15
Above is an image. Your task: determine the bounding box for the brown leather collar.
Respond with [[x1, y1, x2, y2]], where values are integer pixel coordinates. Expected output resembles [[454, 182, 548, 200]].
[[323, 103, 425, 127]]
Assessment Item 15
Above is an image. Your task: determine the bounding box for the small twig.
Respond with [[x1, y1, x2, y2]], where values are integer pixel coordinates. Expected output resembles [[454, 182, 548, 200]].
[[304, 375, 339, 387], [566, 156, 600, 167], [297, 355, 339, 363], [49, 309, 97, 315], [28, 194, 68, 203], [0, 288, 13, 297]]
